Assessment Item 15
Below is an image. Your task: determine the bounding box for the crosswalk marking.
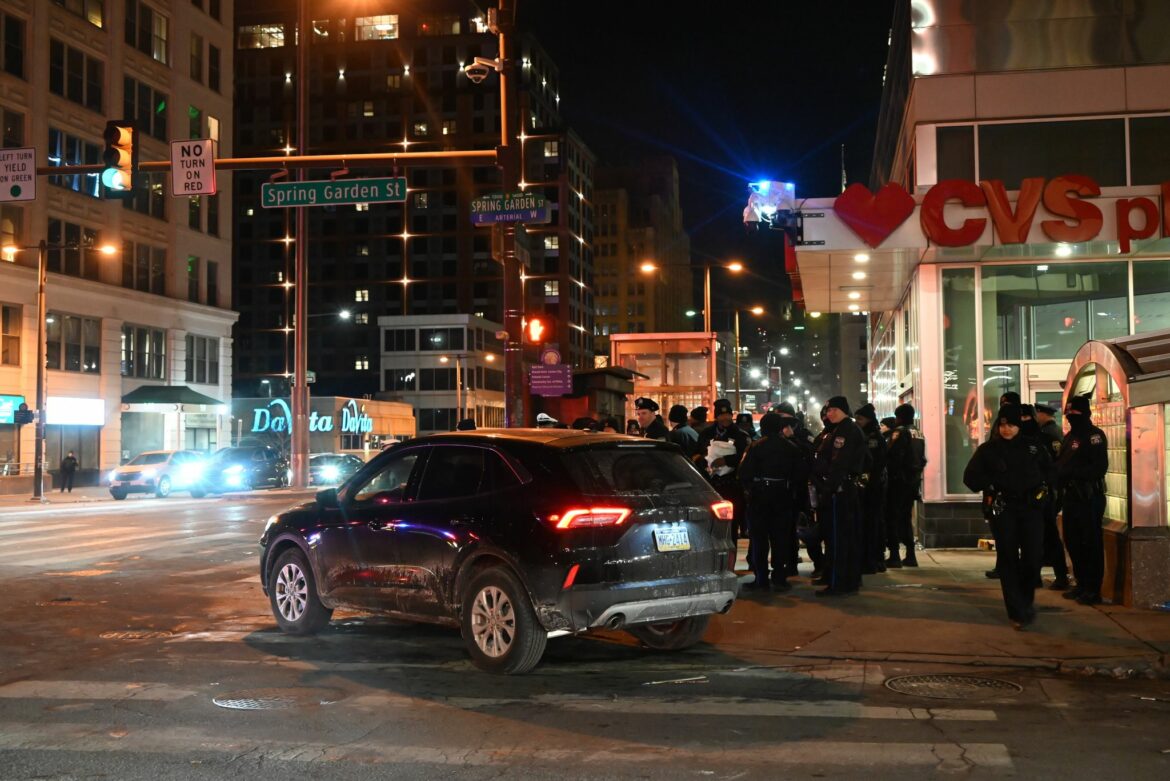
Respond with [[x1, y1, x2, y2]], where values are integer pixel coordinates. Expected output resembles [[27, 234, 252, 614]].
[[0, 529, 254, 568]]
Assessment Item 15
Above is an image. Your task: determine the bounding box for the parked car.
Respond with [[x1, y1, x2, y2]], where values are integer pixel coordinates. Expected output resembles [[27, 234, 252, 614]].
[[108, 450, 207, 500], [259, 430, 738, 674], [198, 446, 289, 494], [309, 453, 365, 486]]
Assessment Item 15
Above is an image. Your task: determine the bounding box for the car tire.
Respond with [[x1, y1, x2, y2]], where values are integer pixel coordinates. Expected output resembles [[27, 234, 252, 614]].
[[110, 488, 127, 501], [627, 615, 711, 651], [460, 567, 547, 674], [190, 487, 206, 498], [155, 476, 172, 498], [268, 548, 332, 635]]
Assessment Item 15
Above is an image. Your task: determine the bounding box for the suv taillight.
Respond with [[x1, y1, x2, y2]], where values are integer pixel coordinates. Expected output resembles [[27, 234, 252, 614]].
[[711, 501, 734, 521], [550, 507, 632, 529]]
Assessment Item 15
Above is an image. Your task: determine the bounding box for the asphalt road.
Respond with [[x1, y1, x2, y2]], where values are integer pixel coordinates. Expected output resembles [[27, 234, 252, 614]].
[[1, 491, 1169, 779]]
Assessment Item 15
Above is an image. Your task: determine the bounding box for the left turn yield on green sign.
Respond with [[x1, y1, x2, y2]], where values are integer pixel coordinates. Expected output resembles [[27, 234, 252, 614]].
[[0, 147, 35, 202]]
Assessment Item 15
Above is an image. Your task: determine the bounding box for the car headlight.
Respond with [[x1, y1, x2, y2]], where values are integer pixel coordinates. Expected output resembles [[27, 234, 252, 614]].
[[321, 465, 340, 482], [142, 468, 157, 479], [108, 470, 119, 483], [179, 462, 205, 481]]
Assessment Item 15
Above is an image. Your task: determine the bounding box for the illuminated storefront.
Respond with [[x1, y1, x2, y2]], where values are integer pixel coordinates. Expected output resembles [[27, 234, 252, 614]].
[[232, 396, 415, 456]]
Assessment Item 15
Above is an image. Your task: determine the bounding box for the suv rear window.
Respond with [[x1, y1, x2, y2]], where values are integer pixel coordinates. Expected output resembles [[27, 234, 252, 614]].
[[561, 446, 710, 496]]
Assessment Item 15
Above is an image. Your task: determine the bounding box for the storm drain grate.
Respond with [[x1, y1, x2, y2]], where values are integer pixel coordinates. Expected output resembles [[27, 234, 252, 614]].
[[212, 687, 344, 711], [884, 674, 1022, 700]]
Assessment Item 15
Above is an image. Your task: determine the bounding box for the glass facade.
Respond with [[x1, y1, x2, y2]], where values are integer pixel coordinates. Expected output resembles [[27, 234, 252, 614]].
[[941, 268, 978, 495]]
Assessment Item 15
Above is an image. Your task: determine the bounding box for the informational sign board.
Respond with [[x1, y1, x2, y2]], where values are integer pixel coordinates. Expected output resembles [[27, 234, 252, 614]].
[[261, 177, 407, 208], [529, 364, 573, 396], [170, 139, 216, 196], [0, 394, 24, 424], [471, 191, 551, 226], [0, 147, 36, 202]]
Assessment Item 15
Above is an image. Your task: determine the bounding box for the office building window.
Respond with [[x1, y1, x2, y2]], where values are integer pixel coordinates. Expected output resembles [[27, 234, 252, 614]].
[[354, 312, 368, 324], [384, 369, 416, 392], [936, 125, 974, 181], [417, 408, 456, 431], [47, 128, 101, 197], [978, 119, 1125, 189], [207, 194, 219, 236], [354, 289, 369, 302], [442, 120, 456, 136], [412, 121, 429, 136], [1, 303, 19, 366], [187, 256, 200, 302], [419, 368, 456, 390], [206, 261, 219, 308], [185, 334, 218, 384], [46, 313, 100, 373], [125, 1, 168, 65], [1, 107, 21, 147], [188, 196, 201, 230], [354, 356, 369, 371], [51, 0, 103, 28], [122, 172, 167, 220], [49, 40, 103, 113], [417, 14, 459, 35], [188, 105, 202, 138], [208, 45, 220, 92], [1, 12, 24, 78], [209, 0, 220, 21], [0, 204, 19, 248], [124, 77, 168, 141], [46, 219, 101, 280], [419, 327, 463, 351], [237, 24, 284, 48], [121, 240, 166, 295], [189, 33, 203, 82], [384, 329, 416, 351], [121, 324, 165, 379], [356, 15, 398, 40], [1130, 116, 1170, 186]]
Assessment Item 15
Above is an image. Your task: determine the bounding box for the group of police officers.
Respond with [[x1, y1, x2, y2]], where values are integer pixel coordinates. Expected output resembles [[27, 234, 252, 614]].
[[631, 389, 1109, 626]]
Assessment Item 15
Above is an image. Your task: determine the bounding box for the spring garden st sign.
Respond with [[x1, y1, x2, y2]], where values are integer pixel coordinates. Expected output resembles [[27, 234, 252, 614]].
[[251, 398, 373, 435]]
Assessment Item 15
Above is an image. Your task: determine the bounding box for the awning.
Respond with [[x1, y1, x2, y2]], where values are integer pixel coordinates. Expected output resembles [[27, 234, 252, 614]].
[[121, 385, 224, 406]]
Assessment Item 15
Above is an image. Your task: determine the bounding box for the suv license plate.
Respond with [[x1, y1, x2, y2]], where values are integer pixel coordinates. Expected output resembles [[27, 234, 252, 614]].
[[653, 526, 691, 552]]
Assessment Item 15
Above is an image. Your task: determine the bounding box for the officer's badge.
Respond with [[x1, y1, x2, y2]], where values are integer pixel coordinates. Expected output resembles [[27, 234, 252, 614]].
[[833, 436, 845, 449], [1090, 434, 1103, 445]]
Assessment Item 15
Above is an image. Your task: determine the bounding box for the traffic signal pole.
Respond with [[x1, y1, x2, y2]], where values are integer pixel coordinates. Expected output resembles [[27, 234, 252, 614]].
[[497, 0, 527, 428], [291, 0, 310, 489]]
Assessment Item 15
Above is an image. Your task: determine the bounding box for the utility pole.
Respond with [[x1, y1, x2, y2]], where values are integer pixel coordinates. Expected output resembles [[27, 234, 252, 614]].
[[291, 0, 311, 487]]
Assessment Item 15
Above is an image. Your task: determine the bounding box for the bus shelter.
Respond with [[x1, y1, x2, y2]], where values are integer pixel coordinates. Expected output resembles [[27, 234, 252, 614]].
[[1064, 329, 1170, 607], [609, 333, 719, 423]]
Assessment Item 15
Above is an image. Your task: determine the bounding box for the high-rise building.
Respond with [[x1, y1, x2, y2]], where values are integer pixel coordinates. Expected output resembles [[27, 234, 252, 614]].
[[0, 0, 235, 487], [592, 158, 691, 358], [232, 0, 594, 401]]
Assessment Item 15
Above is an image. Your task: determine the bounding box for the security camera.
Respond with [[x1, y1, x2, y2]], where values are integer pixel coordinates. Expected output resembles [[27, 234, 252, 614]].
[[464, 56, 501, 84]]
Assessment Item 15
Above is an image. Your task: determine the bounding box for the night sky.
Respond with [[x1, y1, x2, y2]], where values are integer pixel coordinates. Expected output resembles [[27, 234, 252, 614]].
[[522, 1, 896, 318]]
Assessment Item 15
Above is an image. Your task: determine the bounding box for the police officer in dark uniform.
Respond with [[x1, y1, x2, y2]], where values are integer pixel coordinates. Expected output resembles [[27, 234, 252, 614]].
[[805, 405, 834, 580], [885, 403, 923, 568], [811, 396, 867, 597], [1055, 394, 1109, 605], [778, 406, 813, 577], [666, 404, 699, 459], [854, 403, 888, 575], [696, 398, 751, 540], [738, 412, 802, 592], [963, 404, 1050, 629], [633, 397, 670, 441], [1034, 402, 1070, 590]]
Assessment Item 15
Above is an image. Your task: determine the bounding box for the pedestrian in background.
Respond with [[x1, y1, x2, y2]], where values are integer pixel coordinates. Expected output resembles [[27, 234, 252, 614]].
[[885, 403, 924, 568], [1055, 394, 1109, 606], [59, 450, 79, 493], [963, 404, 1049, 630], [738, 412, 801, 592]]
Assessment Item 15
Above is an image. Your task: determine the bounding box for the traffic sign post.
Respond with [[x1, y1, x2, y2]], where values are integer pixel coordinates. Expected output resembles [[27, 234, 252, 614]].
[[261, 177, 407, 208], [0, 147, 36, 202], [471, 191, 551, 225], [171, 139, 216, 196]]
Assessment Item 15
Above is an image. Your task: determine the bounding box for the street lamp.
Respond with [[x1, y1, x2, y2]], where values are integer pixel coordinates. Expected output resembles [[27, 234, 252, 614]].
[[439, 354, 466, 423], [2, 239, 117, 501], [702, 261, 744, 334], [734, 305, 765, 413]]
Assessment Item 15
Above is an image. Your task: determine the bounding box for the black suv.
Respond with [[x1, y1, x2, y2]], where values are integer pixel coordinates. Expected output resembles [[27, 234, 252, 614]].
[[259, 430, 738, 674], [198, 446, 289, 494]]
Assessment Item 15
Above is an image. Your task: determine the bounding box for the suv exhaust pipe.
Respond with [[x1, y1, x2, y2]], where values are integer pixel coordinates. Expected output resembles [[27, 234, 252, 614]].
[[605, 613, 625, 630]]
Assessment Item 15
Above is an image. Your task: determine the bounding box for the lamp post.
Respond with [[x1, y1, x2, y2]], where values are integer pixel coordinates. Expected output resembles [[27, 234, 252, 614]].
[[439, 354, 465, 423], [703, 261, 744, 334], [3, 240, 117, 501], [733, 305, 764, 413]]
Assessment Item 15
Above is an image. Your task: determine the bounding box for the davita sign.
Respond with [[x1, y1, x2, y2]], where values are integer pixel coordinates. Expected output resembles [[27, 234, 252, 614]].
[[251, 398, 373, 434]]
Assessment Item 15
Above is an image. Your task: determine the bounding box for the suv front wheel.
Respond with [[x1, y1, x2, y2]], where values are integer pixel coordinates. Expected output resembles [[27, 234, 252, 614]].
[[269, 548, 333, 635], [460, 567, 547, 674], [628, 615, 711, 651]]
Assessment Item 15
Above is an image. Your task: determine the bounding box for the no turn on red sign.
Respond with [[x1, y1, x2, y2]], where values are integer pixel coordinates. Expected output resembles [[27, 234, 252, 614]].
[[170, 139, 216, 196]]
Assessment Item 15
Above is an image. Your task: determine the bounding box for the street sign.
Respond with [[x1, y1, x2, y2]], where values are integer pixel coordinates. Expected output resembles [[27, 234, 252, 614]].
[[0, 147, 36, 202], [471, 191, 551, 226], [529, 364, 572, 396], [170, 139, 216, 196], [261, 177, 407, 208]]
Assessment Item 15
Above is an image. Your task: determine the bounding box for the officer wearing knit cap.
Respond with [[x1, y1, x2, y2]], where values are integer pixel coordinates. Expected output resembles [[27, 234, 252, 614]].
[[811, 396, 867, 596], [666, 403, 699, 458], [737, 411, 801, 591], [886, 403, 924, 567], [696, 398, 751, 539], [853, 402, 888, 574], [633, 397, 669, 441], [1055, 394, 1108, 605], [688, 406, 709, 434], [963, 404, 1051, 629]]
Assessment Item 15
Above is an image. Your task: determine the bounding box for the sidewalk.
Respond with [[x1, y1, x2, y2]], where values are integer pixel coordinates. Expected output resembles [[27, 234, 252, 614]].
[[721, 544, 1170, 679]]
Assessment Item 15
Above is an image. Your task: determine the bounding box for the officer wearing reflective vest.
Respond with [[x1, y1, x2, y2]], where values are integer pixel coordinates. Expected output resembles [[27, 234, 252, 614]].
[[1054, 394, 1109, 606], [811, 396, 867, 597], [737, 412, 802, 593]]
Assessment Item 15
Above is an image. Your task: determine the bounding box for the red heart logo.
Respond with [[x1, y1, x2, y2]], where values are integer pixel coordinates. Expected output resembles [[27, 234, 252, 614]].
[[834, 183, 916, 248]]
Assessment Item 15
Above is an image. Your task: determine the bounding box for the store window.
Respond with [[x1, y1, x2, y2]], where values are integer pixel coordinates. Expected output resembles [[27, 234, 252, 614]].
[[978, 119, 1125, 189], [981, 262, 1128, 361], [121, 324, 166, 379], [1130, 116, 1170, 186], [1, 303, 19, 365], [936, 125, 974, 181], [941, 268, 977, 495], [1134, 261, 1170, 334]]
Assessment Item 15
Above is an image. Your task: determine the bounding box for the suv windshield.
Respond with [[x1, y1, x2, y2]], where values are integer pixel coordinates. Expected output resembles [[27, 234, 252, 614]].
[[561, 446, 710, 496], [128, 452, 170, 466]]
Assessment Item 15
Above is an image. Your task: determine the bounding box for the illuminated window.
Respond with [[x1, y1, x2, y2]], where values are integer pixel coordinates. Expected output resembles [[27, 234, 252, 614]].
[[544, 140, 559, 159], [52, 0, 103, 29], [356, 14, 398, 40], [544, 235, 559, 250], [414, 192, 428, 209], [386, 74, 401, 89], [544, 281, 559, 298], [355, 312, 369, 325], [236, 24, 284, 49], [1, 304, 20, 366], [442, 120, 456, 136], [363, 100, 374, 117], [354, 355, 369, 370], [355, 289, 369, 302], [354, 203, 369, 212], [418, 14, 459, 36], [412, 121, 428, 136]]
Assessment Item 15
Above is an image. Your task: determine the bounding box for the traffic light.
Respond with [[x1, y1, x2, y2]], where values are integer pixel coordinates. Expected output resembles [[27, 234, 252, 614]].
[[525, 315, 547, 345], [101, 120, 138, 197]]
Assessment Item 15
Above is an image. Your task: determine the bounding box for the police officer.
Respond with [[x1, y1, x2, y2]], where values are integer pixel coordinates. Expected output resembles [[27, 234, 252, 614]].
[[811, 396, 867, 597], [886, 403, 923, 568], [1034, 403, 1070, 590], [633, 397, 670, 441], [667, 404, 699, 458], [779, 406, 814, 577], [1055, 395, 1109, 605], [696, 399, 751, 540], [855, 403, 888, 575], [738, 412, 801, 592], [805, 405, 834, 581], [689, 406, 709, 435], [963, 404, 1050, 629]]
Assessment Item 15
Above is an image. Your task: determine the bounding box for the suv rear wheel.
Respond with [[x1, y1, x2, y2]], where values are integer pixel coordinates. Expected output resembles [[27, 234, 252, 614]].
[[269, 548, 332, 635], [155, 476, 172, 498], [460, 567, 547, 674], [628, 615, 711, 651]]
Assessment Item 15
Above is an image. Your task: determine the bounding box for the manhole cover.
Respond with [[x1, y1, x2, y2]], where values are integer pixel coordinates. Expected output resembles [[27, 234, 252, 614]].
[[100, 630, 173, 640], [884, 674, 1022, 699], [212, 687, 344, 710]]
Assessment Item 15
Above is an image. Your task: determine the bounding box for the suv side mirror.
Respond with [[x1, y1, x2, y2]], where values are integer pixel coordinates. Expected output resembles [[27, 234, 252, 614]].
[[316, 487, 339, 508]]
